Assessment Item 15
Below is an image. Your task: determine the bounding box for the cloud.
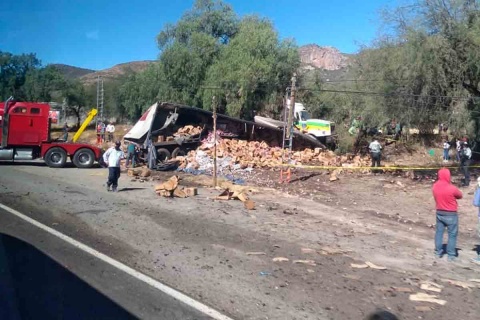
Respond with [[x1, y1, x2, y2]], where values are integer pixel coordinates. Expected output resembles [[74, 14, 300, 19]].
[[86, 30, 99, 40]]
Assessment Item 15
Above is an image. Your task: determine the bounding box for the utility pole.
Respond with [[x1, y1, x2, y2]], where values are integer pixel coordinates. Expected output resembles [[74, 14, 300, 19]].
[[280, 73, 297, 184], [96, 76, 104, 121], [212, 95, 217, 187], [286, 73, 297, 142]]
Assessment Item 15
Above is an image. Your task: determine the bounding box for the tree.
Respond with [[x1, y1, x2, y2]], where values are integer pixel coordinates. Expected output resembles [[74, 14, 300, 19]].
[[23, 65, 66, 102], [0, 51, 41, 100], [64, 80, 94, 128], [156, 0, 238, 107], [354, 0, 480, 135], [202, 16, 299, 118]]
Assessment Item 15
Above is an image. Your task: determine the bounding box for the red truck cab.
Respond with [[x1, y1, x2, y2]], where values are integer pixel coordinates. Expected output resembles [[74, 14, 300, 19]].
[[0, 98, 102, 168]]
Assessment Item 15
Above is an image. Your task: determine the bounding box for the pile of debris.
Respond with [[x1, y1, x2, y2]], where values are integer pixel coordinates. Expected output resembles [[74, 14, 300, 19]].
[[174, 135, 372, 172], [174, 125, 202, 137], [154, 175, 198, 198]]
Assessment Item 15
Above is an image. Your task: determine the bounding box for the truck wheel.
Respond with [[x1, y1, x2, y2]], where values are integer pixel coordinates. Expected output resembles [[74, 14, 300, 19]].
[[44, 147, 67, 168], [73, 148, 95, 168], [156, 148, 171, 163], [171, 147, 186, 158]]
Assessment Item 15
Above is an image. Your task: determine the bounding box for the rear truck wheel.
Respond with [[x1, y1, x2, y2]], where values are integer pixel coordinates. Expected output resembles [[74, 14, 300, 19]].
[[73, 148, 95, 168], [156, 148, 171, 163], [44, 147, 67, 168], [171, 147, 186, 158]]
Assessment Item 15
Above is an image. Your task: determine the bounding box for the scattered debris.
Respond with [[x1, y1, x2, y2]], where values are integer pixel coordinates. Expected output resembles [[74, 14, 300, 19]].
[[215, 187, 255, 209], [365, 261, 387, 270], [351, 263, 369, 269], [243, 200, 256, 210], [293, 260, 317, 266], [350, 262, 387, 270], [259, 271, 271, 276], [319, 247, 350, 255], [393, 287, 414, 293], [154, 175, 197, 198], [272, 257, 289, 262], [301, 248, 316, 254], [409, 293, 447, 305], [415, 306, 433, 312], [420, 281, 443, 293], [441, 279, 477, 291], [246, 252, 266, 256]]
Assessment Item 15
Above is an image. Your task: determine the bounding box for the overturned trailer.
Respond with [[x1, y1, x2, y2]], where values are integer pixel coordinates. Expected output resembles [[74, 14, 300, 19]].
[[124, 102, 326, 169]]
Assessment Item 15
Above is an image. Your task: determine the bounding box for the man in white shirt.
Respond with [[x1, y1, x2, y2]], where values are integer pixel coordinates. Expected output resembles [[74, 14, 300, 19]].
[[103, 141, 125, 192], [106, 123, 115, 142], [369, 138, 382, 168]]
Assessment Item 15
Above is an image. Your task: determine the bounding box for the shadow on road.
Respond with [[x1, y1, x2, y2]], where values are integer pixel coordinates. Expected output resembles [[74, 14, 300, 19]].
[[119, 187, 147, 192], [0, 233, 135, 320]]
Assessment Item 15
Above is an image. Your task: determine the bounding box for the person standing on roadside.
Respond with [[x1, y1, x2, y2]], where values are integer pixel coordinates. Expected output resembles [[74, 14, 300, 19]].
[[106, 123, 115, 142], [126, 141, 136, 168], [96, 121, 103, 144], [472, 177, 480, 264], [432, 168, 463, 261], [443, 139, 450, 162], [369, 138, 382, 168], [456, 138, 461, 162], [460, 142, 472, 187], [103, 141, 125, 192], [100, 121, 106, 142], [62, 121, 69, 141]]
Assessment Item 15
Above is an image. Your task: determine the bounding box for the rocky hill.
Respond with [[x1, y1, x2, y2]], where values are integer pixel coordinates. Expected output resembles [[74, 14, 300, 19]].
[[298, 45, 350, 70], [80, 60, 156, 85], [51, 64, 95, 79], [53, 61, 156, 85]]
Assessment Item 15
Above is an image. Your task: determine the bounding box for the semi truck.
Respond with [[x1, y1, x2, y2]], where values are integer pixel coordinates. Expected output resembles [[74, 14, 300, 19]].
[[0, 97, 102, 168]]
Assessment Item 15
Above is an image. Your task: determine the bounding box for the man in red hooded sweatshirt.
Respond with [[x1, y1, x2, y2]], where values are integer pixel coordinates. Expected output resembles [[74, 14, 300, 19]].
[[432, 168, 463, 261]]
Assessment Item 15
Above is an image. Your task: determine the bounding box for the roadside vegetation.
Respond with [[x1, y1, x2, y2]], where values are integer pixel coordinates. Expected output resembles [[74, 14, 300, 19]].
[[2, 0, 480, 144]]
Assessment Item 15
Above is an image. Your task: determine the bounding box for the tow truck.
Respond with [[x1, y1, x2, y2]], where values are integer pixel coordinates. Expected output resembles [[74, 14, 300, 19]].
[[0, 97, 102, 168]]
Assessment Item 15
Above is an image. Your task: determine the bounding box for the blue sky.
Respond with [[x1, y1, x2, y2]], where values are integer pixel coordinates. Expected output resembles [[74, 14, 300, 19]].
[[0, 0, 394, 70]]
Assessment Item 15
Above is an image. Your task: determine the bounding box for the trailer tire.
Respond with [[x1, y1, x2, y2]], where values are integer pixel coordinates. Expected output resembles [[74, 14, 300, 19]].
[[171, 147, 186, 158], [73, 148, 95, 168], [44, 147, 67, 168], [156, 148, 171, 163]]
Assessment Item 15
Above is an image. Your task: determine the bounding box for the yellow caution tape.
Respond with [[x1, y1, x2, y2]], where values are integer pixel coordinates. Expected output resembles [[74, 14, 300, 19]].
[[276, 163, 480, 171]]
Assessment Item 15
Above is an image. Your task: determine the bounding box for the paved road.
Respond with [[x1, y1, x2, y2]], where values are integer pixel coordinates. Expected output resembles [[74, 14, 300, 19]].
[[1, 162, 479, 320], [0, 205, 213, 320]]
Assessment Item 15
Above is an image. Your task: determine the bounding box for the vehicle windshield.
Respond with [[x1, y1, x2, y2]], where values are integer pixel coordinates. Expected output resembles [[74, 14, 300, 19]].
[[299, 111, 310, 121]]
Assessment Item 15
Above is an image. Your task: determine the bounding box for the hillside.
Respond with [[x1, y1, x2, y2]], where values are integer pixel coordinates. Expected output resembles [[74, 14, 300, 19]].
[[298, 44, 350, 70], [55, 45, 351, 85], [51, 64, 95, 79], [80, 60, 156, 85]]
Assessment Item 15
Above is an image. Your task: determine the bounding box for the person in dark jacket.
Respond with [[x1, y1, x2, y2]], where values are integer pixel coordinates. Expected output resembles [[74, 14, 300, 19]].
[[459, 142, 472, 186], [432, 168, 463, 261]]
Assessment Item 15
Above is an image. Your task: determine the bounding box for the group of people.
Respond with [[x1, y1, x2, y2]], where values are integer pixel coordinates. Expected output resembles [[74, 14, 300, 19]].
[[433, 167, 480, 263], [443, 138, 472, 186], [96, 121, 116, 144], [102, 140, 140, 192]]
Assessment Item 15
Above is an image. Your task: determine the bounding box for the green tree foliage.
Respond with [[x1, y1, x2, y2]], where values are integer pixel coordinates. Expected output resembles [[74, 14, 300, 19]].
[[23, 65, 66, 102], [353, 0, 480, 134], [202, 17, 299, 118], [116, 0, 300, 120], [0, 51, 41, 100], [64, 80, 94, 127], [156, 0, 238, 107]]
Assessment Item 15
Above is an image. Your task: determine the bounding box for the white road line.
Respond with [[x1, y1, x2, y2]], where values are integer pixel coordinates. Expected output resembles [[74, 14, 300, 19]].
[[0, 202, 233, 320]]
